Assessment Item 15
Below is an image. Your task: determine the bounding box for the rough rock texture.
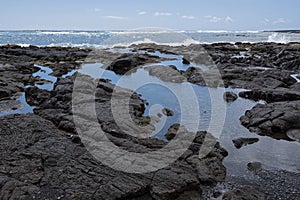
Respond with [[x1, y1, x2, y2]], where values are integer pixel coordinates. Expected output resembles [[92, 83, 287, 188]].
[[239, 89, 300, 103], [232, 138, 259, 149], [223, 92, 238, 103], [132, 42, 300, 94], [25, 73, 149, 135], [108, 53, 172, 75], [145, 65, 187, 83], [23, 72, 229, 199], [240, 101, 300, 141], [0, 63, 39, 98], [1, 43, 300, 199], [0, 114, 227, 200]]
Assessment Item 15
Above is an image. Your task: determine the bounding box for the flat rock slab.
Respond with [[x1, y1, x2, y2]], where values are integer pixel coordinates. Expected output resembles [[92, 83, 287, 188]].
[[0, 114, 227, 200], [240, 100, 300, 141]]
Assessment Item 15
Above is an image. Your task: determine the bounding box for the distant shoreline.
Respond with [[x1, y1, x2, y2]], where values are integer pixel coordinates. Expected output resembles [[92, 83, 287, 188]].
[[265, 30, 300, 34]]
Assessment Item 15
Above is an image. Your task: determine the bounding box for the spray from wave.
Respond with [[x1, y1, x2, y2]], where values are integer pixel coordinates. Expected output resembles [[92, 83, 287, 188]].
[[267, 33, 290, 44]]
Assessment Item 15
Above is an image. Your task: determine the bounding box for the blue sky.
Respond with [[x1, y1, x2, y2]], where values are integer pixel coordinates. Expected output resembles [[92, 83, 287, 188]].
[[0, 0, 299, 30]]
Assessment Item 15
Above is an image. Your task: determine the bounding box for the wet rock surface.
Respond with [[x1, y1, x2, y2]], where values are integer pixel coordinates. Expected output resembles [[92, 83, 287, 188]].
[[145, 65, 187, 83], [223, 92, 238, 103], [0, 49, 227, 199], [240, 100, 300, 141], [232, 138, 259, 149], [1, 43, 300, 199], [108, 53, 173, 75], [0, 113, 227, 200]]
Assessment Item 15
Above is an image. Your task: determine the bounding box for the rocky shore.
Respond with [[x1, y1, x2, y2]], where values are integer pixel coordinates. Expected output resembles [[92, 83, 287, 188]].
[[0, 42, 300, 199]]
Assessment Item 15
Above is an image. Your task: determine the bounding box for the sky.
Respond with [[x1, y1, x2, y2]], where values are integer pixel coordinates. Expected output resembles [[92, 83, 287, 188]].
[[0, 0, 299, 31]]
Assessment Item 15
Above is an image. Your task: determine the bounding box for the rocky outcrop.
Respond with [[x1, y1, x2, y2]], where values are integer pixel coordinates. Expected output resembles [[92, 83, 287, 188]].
[[232, 138, 259, 149], [240, 100, 300, 141], [0, 113, 227, 200], [239, 89, 300, 103], [108, 53, 171, 75], [22, 71, 229, 199], [224, 92, 238, 102], [145, 65, 187, 83]]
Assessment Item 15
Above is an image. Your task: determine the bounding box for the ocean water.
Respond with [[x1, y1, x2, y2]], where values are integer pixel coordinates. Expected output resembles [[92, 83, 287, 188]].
[[0, 30, 300, 47]]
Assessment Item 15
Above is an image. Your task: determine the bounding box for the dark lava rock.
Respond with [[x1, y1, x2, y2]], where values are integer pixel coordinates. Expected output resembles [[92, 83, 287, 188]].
[[0, 63, 38, 98], [223, 186, 265, 200], [0, 89, 10, 100], [108, 53, 169, 75], [240, 100, 300, 141], [145, 65, 187, 83], [287, 129, 300, 142], [0, 45, 91, 64], [223, 92, 238, 102], [162, 108, 174, 117], [247, 162, 262, 173], [0, 114, 228, 200], [22, 72, 229, 199], [0, 46, 92, 102], [165, 124, 180, 140], [232, 138, 259, 149], [182, 57, 190, 65], [239, 89, 300, 103], [182, 67, 223, 88]]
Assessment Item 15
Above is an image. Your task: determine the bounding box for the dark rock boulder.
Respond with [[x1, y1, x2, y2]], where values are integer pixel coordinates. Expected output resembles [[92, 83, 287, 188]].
[[232, 138, 259, 149], [165, 124, 180, 140], [162, 108, 174, 117], [239, 89, 300, 103], [0, 89, 10, 100], [108, 53, 169, 75], [223, 92, 238, 102], [182, 57, 190, 65], [145, 65, 187, 83], [240, 100, 300, 141]]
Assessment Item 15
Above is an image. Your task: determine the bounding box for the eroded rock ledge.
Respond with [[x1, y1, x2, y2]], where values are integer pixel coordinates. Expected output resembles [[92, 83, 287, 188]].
[[240, 100, 300, 141], [0, 113, 227, 200]]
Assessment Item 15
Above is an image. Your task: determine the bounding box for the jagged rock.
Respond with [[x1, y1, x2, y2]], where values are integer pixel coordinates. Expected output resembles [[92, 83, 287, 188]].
[[0, 114, 228, 200], [162, 108, 174, 117], [108, 54, 169, 75], [223, 92, 238, 102], [240, 100, 300, 141], [145, 65, 187, 83], [239, 89, 300, 103], [232, 138, 259, 149]]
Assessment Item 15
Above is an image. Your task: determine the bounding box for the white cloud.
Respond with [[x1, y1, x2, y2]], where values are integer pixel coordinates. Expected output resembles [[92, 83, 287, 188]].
[[103, 16, 126, 20], [138, 11, 147, 15], [182, 15, 195, 20], [273, 18, 288, 25], [225, 16, 233, 23], [261, 18, 288, 25], [207, 16, 222, 23], [205, 16, 233, 23], [154, 12, 172, 17]]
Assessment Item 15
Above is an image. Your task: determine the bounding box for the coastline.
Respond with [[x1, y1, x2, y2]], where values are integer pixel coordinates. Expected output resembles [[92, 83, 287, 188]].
[[0, 42, 300, 199]]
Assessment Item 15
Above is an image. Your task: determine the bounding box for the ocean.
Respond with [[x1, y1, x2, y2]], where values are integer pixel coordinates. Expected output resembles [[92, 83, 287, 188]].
[[1, 30, 300, 47]]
